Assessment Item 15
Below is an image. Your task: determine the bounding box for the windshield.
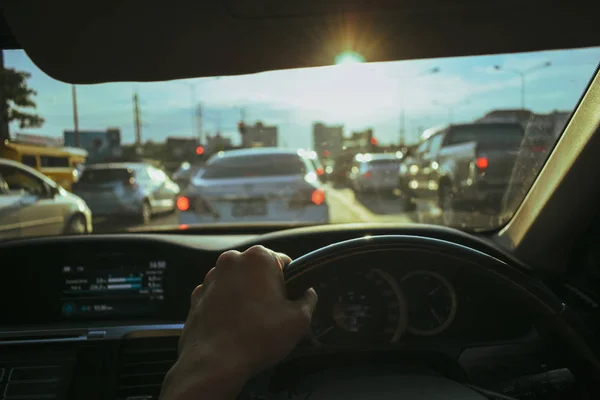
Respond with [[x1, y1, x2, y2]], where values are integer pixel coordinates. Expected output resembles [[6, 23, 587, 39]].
[[446, 124, 523, 148], [78, 168, 133, 184], [202, 154, 307, 179], [0, 47, 598, 238]]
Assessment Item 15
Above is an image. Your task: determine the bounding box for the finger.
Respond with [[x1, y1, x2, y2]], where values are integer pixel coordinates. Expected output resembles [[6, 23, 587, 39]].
[[274, 252, 292, 270], [293, 287, 318, 319]]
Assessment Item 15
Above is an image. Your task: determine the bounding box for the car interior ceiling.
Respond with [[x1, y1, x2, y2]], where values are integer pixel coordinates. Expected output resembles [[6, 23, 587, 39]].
[[2, 1, 600, 400]]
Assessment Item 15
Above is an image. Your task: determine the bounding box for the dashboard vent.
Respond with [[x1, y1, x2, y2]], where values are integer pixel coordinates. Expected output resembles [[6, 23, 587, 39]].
[[115, 336, 179, 400], [0, 349, 75, 400]]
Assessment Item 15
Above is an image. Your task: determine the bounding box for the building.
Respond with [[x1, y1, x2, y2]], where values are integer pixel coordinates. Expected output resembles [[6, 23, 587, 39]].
[[242, 122, 278, 148], [14, 133, 63, 147], [205, 133, 233, 153], [312, 123, 344, 158], [475, 108, 571, 141], [166, 137, 199, 159], [343, 129, 375, 152], [63, 128, 122, 163]]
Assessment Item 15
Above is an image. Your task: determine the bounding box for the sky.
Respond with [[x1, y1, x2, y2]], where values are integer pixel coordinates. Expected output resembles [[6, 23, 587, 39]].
[[4, 47, 599, 148]]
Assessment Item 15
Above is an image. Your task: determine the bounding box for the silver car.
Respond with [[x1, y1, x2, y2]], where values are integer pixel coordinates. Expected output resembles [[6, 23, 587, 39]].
[[72, 163, 180, 224], [0, 159, 92, 239], [349, 153, 404, 194], [177, 148, 329, 224]]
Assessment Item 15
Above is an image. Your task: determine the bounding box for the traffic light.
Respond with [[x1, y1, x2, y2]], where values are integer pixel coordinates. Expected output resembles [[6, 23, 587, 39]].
[[195, 146, 205, 155], [238, 121, 246, 135], [370, 137, 378, 145]]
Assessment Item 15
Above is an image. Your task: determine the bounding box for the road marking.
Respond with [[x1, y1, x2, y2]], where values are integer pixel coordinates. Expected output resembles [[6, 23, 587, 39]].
[[326, 188, 373, 222]]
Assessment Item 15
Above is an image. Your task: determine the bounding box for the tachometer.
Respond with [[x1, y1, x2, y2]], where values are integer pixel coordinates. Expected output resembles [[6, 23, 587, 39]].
[[309, 269, 407, 346], [401, 270, 457, 336]]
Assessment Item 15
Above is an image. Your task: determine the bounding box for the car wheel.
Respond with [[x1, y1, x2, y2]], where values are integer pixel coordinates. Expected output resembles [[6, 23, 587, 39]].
[[139, 200, 152, 224], [65, 214, 87, 235], [400, 194, 417, 212]]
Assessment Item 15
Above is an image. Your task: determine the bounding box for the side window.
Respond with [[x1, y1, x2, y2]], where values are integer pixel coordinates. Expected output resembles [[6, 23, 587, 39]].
[[135, 168, 151, 182], [428, 134, 444, 154], [0, 166, 46, 197], [21, 155, 38, 168], [416, 140, 430, 155], [40, 156, 70, 168]]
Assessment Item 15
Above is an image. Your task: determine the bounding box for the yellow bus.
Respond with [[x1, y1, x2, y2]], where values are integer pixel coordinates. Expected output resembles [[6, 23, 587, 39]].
[[0, 141, 88, 191]]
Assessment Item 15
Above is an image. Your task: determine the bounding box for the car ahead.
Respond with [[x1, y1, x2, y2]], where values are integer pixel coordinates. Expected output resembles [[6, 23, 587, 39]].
[[398, 122, 524, 224], [349, 153, 403, 194], [171, 162, 205, 190], [177, 148, 329, 224], [0, 158, 92, 239], [72, 163, 180, 224]]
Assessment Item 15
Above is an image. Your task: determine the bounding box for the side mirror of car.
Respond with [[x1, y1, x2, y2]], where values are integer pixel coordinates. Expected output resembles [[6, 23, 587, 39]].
[[45, 183, 59, 198]]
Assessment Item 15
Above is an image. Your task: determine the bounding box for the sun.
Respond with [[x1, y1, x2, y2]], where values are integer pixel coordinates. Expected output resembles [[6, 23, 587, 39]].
[[334, 51, 365, 65]]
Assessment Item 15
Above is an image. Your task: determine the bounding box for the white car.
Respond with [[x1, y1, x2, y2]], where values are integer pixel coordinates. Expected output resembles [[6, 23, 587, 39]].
[[0, 159, 93, 239], [177, 148, 329, 224], [349, 153, 404, 194]]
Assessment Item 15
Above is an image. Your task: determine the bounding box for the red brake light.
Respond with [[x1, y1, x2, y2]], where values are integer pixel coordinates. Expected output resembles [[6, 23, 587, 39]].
[[311, 189, 326, 205], [475, 157, 488, 170], [364, 171, 372, 178], [176, 196, 190, 211], [316, 167, 324, 176]]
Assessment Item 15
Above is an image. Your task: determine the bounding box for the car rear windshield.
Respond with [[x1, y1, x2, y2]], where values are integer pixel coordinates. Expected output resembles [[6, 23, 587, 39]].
[[202, 155, 307, 179], [78, 168, 133, 183], [446, 124, 523, 148], [369, 159, 401, 166]]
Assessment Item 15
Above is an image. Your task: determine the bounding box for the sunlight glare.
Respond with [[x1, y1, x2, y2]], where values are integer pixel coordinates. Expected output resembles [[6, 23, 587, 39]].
[[335, 51, 365, 65]]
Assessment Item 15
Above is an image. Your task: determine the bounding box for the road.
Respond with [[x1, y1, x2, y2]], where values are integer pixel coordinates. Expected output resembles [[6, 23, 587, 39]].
[[93, 185, 500, 233]]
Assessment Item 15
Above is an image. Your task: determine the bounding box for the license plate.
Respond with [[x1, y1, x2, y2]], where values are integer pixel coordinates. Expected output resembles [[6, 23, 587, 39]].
[[231, 199, 267, 217]]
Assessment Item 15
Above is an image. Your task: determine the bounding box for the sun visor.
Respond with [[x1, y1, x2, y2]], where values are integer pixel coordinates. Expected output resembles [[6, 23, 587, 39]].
[[2, 0, 599, 84]]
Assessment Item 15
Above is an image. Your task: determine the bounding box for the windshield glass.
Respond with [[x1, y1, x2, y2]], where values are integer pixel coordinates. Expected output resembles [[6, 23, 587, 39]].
[[0, 47, 598, 237], [78, 168, 133, 184], [446, 124, 524, 148], [202, 154, 307, 179]]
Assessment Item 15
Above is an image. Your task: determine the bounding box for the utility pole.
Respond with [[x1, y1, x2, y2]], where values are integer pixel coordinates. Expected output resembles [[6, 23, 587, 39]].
[[72, 85, 80, 147], [133, 92, 142, 153], [0, 50, 9, 142], [196, 104, 203, 144]]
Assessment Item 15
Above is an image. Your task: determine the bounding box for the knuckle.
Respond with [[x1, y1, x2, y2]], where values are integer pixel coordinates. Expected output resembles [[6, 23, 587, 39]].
[[216, 250, 241, 267], [243, 245, 273, 264]]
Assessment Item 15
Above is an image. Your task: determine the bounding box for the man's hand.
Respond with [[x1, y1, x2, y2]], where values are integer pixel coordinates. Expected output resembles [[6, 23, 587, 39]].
[[160, 245, 318, 400]]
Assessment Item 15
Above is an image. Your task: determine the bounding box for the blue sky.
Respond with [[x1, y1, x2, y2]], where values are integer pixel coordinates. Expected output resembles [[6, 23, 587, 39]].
[[4, 47, 599, 148]]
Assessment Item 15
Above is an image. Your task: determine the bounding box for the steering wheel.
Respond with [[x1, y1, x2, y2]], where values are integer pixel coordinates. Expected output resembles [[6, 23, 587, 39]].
[[279, 235, 600, 399]]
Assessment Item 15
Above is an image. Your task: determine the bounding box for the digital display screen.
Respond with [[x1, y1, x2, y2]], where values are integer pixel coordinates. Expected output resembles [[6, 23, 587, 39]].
[[60, 259, 167, 318]]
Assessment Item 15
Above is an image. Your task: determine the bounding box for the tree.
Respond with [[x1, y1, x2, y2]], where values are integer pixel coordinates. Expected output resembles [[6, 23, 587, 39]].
[[0, 59, 45, 137]]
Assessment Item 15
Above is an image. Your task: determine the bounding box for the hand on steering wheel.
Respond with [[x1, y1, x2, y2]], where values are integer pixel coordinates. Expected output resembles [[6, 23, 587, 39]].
[[159, 245, 317, 400]]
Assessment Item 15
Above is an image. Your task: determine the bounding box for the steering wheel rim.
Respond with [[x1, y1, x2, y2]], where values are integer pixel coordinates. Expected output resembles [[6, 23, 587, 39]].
[[283, 235, 600, 391]]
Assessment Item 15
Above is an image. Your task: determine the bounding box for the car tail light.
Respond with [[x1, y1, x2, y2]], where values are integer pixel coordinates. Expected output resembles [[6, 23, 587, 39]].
[[364, 171, 372, 178], [124, 177, 139, 191], [176, 196, 190, 211], [311, 189, 326, 205], [530, 145, 547, 152], [289, 188, 326, 208], [316, 167, 324, 176], [475, 157, 488, 170]]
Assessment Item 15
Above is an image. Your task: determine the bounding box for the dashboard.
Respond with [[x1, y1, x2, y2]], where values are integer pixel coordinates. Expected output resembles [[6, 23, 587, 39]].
[[0, 225, 582, 400]]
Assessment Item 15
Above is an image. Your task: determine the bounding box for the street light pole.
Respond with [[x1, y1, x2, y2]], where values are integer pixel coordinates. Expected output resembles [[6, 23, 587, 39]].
[[432, 99, 470, 124], [493, 61, 551, 110], [71, 85, 80, 147], [398, 66, 441, 145]]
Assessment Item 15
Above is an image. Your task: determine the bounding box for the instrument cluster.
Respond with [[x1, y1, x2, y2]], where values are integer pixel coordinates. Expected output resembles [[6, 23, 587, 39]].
[[309, 267, 462, 347]]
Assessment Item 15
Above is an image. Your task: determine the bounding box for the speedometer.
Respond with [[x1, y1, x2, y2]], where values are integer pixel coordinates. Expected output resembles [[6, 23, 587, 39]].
[[309, 269, 407, 346], [401, 270, 457, 336]]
